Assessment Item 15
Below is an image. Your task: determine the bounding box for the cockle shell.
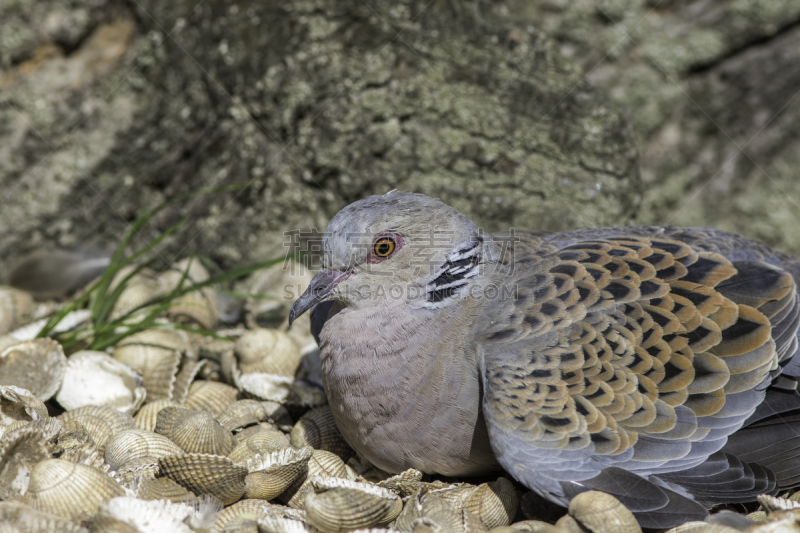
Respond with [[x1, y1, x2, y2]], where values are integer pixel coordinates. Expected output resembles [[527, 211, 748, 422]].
[[0, 338, 66, 402], [290, 406, 353, 462], [20, 459, 125, 521], [0, 501, 84, 533], [0, 286, 37, 332], [155, 406, 234, 456], [235, 329, 303, 377], [427, 477, 518, 529], [394, 491, 488, 533], [255, 516, 320, 532], [135, 477, 195, 503], [103, 429, 183, 471], [159, 257, 219, 330], [55, 351, 145, 413], [229, 431, 292, 466], [108, 265, 162, 320], [664, 524, 741, 533], [234, 370, 326, 407], [489, 520, 567, 532], [59, 405, 136, 447], [114, 456, 160, 485], [758, 494, 800, 512], [279, 450, 350, 509], [556, 491, 641, 533], [0, 424, 52, 500], [217, 399, 268, 432], [0, 386, 48, 432], [99, 496, 195, 533], [243, 447, 313, 500], [376, 469, 425, 498], [0, 417, 62, 442], [173, 356, 207, 404], [113, 328, 188, 402], [133, 399, 181, 432], [185, 380, 239, 414], [158, 453, 247, 505], [214, 498, 302, 531], [304, 477, 402, 532]]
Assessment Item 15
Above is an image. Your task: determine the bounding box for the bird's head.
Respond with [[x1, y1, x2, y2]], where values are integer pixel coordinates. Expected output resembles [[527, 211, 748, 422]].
[[289, 191, 494, 324]]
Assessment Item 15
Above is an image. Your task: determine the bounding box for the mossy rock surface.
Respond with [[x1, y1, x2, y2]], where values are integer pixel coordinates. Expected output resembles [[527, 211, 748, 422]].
[[0, 0, 639, 274]]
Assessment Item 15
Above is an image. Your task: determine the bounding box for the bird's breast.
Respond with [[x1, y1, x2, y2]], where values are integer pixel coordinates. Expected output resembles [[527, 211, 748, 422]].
[[318, 303, 499, 476]]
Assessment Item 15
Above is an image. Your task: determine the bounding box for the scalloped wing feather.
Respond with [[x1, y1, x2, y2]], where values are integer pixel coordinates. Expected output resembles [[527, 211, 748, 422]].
[[479, 229, 800, 527]]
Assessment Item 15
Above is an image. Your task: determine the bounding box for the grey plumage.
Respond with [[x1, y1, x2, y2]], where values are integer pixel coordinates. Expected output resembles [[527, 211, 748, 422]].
[[290, 191, 800, 528]]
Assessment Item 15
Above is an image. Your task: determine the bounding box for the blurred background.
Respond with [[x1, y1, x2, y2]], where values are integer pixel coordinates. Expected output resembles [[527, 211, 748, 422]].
[[1, 0, 799, 277]]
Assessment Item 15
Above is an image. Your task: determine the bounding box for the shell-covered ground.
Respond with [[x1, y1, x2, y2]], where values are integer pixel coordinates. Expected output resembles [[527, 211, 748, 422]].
[[1, 259, 800, 533]]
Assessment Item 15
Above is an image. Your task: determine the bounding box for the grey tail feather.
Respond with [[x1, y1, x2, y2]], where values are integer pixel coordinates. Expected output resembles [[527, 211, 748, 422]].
[[8, 248, 111, 299]]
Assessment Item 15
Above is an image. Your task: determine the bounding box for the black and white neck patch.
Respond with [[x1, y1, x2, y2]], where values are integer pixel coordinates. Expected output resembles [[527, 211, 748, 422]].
[[425, 239, 482, 305]]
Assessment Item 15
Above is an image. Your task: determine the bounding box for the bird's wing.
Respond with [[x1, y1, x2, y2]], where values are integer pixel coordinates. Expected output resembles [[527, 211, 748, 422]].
[[478, 231, 799, 528]]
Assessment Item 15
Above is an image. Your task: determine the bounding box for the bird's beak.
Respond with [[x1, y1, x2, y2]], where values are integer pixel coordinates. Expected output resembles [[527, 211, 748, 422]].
[[288, 269, 352, 326]]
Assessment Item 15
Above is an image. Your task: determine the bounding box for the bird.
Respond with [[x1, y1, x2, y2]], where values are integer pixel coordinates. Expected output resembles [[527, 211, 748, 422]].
[[288, 191, 800, 528]]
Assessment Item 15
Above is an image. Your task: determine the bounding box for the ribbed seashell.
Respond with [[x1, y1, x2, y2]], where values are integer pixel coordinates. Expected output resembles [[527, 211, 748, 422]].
[[556, 491, 641, 533], [55, 351, 145, 413], [133, 399, 180, 432], [1, 416, 63, 442], [58, 405, 135, 449], [1, 419, 29, 437], [214, 499, 300, 531], [236, 421, 282, 440], [8, 310, 90, 344], [229, 431, 292, 466], [113, 328, 188, 402], [0, 385, 48, 431], [173, 357, 207, 404], [54, 419, 100, 463], [304, 477, 402, 532], [158, 453, 247, 505], [747, 510, 768, 524], [108, 266, 161, 320], [0, 424, 52, 500], [59, 414, 113, 450], [489, 520, 566, 532], [100, 496, 195, 533], [217, 399, 268, 432], [0, 339, 66, 402], [0, 286, 36, 332], [235, 329, 302, 377], [243, 447, 313, 500], [255, 516, 318, 532], [395, 491, 487, 533], [61, 405, 135, 433], [135, 476, 195, 503], [291, 406, 353, 462], [219, 516, 259, 533], [159, 258, 219, 330], [427, 477, 518, 529], [376, 469, 424, 498], [114, 456, 159, 485], [0, 501, 84, 533], [155, 406, 234, 456], [279, 450, 350, 508], [185, 380, 239, 415], [20, 459, 125, 521], [758, 494, 800, 512], [104, 428, 183, 470], [664, 523, 741, 533], [234, 369, 326, 407]]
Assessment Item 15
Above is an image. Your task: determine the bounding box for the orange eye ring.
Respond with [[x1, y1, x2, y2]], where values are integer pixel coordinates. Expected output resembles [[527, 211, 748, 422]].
[[373, 237, 396, 257]]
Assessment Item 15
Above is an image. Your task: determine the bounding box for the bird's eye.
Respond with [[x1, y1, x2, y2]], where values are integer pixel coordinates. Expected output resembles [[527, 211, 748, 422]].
[[373, 237, 396, 257]]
